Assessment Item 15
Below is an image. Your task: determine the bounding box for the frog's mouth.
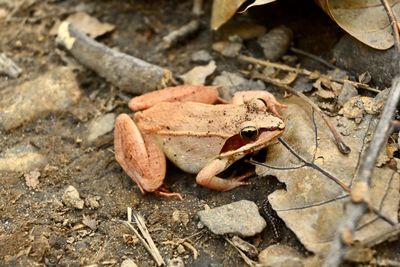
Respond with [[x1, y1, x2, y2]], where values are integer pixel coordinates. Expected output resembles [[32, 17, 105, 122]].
[[220, 128, 284, 156]]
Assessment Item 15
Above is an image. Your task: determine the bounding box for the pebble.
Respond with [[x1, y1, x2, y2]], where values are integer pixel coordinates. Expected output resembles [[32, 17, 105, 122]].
[[62, 185, 84, 209], [212, 41, 242, 58], [120, 259, 138, 267], [197, 200, 266, 237], [0, 144, 47, 172], [333, 34, 395, 87], [212, 71, 265, 94], [177, 244, 186, 254], [85, 113, 116, 143], [172, 210, 190, 227], [191, 50, 212, 63], [167, 257, 184, 267], [258, 26, 293, 61], [0, 66, 81, 131], [258, 245, 303, 267]]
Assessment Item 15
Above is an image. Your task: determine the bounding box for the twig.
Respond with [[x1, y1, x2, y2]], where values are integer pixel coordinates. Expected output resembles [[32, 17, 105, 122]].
[[238, 55, 381, 94], [245, 71, 351, 154], [289, 47, 337, 70], [124, 208, 165, 266], [224, 237, 259, 267], [323, 77, 400, 267], [159, 19, 201, 50], [381, 0, 400, 53], [56, 22, 173, 94]]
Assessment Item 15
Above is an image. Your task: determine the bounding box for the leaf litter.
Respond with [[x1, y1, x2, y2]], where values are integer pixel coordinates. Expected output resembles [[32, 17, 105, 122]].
[[255, 97, 399, 255]]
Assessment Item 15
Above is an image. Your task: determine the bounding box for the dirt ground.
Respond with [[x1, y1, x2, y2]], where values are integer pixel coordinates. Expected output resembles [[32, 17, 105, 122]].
[[0, 0, 399, 266]]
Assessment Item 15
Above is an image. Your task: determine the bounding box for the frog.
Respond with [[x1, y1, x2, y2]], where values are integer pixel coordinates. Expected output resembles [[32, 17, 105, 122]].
[[114, 85, 286, 199]]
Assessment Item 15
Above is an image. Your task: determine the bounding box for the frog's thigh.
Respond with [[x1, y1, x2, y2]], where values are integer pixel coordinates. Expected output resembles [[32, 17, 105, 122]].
[[115, 114, 166, 193], [196, 158, 246, 191]]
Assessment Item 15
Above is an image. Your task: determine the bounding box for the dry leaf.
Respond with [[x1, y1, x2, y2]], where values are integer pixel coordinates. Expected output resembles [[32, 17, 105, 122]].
[[211, 0, 276, 30], [316, 0, 400, 50], [52, 12, 114, 38], [256, 97, 399, 254], [179, 60, 217, 85]]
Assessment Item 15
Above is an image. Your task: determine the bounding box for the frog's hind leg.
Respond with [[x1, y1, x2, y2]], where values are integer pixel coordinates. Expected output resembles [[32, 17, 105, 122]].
[[114, 113, 167, 193], [196, 158, 250, 191]]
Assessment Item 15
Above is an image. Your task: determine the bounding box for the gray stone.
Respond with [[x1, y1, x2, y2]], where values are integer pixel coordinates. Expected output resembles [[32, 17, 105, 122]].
[[333, 34, 396, 87], [337, 82, 358, 107], [258, 26, 293, 61], [258, 245, 304, 267], [85, 113, 116, 143], [191, 50, 212, 63], [62, 185, 84, 209], [212, 41, 242, 58], [167, 257, 184, 267], [197, 200, 266, 237], [120, 259, 138, 267], [212, 71, 266, 94], [0, 66, 81, 131], [0, 144, 47, 172]]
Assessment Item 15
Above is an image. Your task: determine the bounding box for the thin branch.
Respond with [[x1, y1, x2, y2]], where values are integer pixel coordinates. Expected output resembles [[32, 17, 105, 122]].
[[381, 0, 400, 53], [238, 55, 381, 93], [289, 47, 338, 70], [323, 76, 400, 267]]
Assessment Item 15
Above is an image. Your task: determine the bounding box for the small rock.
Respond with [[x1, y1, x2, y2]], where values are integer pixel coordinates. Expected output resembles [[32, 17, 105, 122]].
[[62, 185, 84, 209], [29, 235, 50, 261], [85, 113, 116, 143], [172, 210, 190, 226], [0, 53, 22, 78], [0, 144, 47, 172], [337, 82, 358, 107], [258, 245, 303, 267], [345, 247, 374, 263], [212, 41, 242, 57], [191, 50, 212, 63], [258, 26, 293, 61], [82, 215, 97, 231], [85, 195, 101, 209], [197, 200, 266, 237], [0, 66, 81, 130], [167, 257, 184, 267], [24, 170, 41, 189], [121, 259, 138, 267], [177, 244, 186, 254], [333, 34, 395, 87], [212, 71, 265, 94]]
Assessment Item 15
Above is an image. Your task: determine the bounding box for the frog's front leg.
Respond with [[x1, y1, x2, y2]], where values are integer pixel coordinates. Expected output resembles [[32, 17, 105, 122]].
[[196, 158, 250, 191], [114, 114, 182, 199]]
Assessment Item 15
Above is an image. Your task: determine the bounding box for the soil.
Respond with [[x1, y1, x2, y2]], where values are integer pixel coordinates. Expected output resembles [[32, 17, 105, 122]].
[[0, 0, 398, 266]]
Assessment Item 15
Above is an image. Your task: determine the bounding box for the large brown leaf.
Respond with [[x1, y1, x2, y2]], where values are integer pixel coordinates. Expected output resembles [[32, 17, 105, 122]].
[[316, 0, 400, 50], [256, 97, 399, 254]]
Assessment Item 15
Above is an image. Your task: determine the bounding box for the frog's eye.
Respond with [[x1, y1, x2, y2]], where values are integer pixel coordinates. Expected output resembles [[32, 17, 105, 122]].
[[240, 125, 259, 140]]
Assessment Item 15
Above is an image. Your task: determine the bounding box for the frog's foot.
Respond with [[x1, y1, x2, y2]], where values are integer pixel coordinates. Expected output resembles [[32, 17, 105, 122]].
[[129, 85, 220, 111], [196, 158, 250, 191], [114, 113, 166, 193], [155, 186, 183, 200], [232, 90, 287, 117]]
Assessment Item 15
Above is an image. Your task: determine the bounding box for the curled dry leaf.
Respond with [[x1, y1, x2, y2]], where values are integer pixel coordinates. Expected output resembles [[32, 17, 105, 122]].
[[211, 0, 277, 30], [256, 97, 399, 254], [315, 0, 400, 50]]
